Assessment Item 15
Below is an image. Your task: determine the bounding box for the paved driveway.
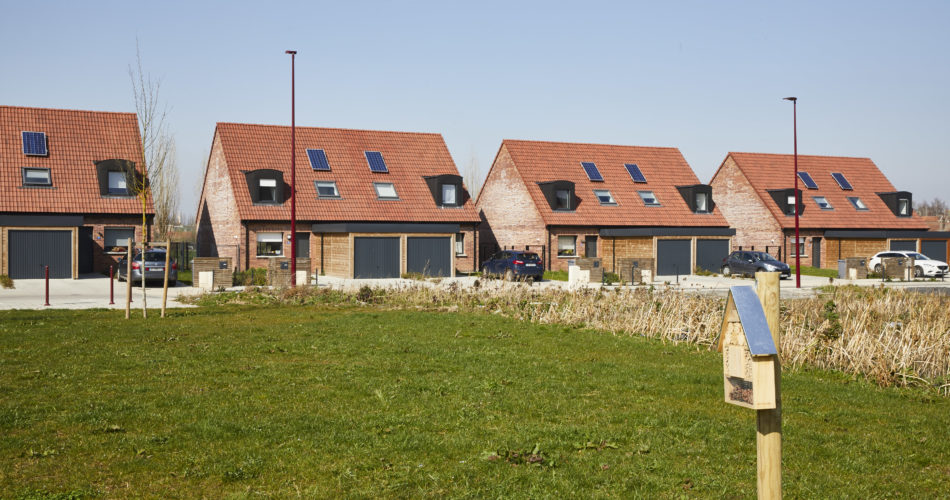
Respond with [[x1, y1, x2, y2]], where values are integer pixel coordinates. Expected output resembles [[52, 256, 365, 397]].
[[0, 274, 201, 310]]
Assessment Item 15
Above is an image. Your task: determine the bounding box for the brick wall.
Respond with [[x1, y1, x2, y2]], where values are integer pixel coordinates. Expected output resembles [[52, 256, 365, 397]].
[[825, 238, 887, 268], [710, 156, 784, 252], [318, 233, 349, 277], [195, 132, 242, 267], [547, 226, 600, 272], [601, 236, 654, 273], [476, 145, 547, 256], [455, 224, 477, 273], [83, 215, 150, 274]]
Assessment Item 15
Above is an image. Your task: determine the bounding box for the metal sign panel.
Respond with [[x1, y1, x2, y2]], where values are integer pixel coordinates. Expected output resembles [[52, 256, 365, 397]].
[[729, 286, 777, 356]]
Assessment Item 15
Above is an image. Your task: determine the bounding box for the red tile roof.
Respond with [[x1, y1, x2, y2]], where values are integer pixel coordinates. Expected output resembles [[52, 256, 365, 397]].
[[0, 106, 152, 215], [720, 152, 927, 230], [215, 123, 479, 223], [499, 139, 731, 227]]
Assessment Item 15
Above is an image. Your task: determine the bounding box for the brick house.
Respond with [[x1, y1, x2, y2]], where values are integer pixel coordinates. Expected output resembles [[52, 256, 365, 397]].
[[476, 139, 734, 275], [709, 152, 950, 268], [195, 123, 480, 278], [0, 106, 153, 279]]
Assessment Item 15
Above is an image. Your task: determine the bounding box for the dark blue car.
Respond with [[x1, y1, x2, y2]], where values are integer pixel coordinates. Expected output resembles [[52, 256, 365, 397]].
[[481, 250, 544, 281]]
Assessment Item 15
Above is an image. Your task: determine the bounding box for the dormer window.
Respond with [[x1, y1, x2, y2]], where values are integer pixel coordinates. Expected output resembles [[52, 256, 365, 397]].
[[875, 191, 912, 217], [108, 171, 129, 195], [244, 169, 284, 204], [442, 184, 457, 205], [696, 192, 709, 212], [898, 198, 910, 216], [767, 188, 804, 216], [22, 167, 51, 186], [424, 174, 464, 207], [786, 195, 797, 215], [676, 184, 713, 213], [259, 178, 277, 202], [538, 180, 575, 211], [556, 189, 572, 210]]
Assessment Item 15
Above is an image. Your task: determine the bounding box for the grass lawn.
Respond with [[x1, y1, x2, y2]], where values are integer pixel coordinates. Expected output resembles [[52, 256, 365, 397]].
[[1, 306, 948, 498], [543, 270, 568, 281], [790, 265, 839, 278]]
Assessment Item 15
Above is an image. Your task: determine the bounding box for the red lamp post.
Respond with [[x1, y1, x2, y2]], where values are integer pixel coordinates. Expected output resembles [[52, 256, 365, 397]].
[[286, 50, 297, 287], [784, 96, 800, 288]]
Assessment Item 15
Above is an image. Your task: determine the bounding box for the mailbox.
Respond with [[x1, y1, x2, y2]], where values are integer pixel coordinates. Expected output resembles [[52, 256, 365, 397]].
[[718, 286, 778, 410], [280, 261, 289, 270]]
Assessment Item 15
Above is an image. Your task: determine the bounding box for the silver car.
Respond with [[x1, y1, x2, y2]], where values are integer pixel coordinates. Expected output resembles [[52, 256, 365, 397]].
[[117, 250, 178, 285]]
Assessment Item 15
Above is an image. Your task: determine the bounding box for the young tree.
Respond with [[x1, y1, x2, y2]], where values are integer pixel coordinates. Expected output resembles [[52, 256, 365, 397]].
[[463, 151, 481, 200], [129, 42, 179, 316]]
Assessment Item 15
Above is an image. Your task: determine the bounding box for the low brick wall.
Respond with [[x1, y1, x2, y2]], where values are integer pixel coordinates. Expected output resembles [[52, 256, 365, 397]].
[[845, 257, 869, 279], [267, 258, 311, 287], [617, 257, 654, 284], [881, 257, 912, 279], [575, 258, 603, 283], [192, 257, 232, 289]]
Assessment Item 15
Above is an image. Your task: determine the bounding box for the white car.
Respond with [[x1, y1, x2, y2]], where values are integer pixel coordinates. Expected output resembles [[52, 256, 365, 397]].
[[867, 251, 948, 277]]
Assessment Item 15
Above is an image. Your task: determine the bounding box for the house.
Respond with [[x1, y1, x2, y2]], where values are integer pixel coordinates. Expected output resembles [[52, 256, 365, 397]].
[[709, 152, 950, 268], [195, 123, 480, 278], [475, 139, 734, 276], [0, 105, 153, 279]]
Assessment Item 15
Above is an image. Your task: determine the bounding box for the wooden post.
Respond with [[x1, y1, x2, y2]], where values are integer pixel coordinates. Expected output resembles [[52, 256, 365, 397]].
[[755, 271, 781, 499], [141, 242, 147, 319], [125, 242, 133, 320], [161, 240, 171, 318]]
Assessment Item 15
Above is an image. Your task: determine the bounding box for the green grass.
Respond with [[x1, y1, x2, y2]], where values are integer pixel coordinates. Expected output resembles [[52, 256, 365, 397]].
[[791, 265, 839, 278], [1, 306, 948, 498], [543, 270, 568, 281], [176, 270, 192, 286]]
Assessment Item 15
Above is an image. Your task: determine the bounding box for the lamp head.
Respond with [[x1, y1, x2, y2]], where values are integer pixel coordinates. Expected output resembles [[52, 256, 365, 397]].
[[783, 97, 797, 102], [285, 50, 297, 55]]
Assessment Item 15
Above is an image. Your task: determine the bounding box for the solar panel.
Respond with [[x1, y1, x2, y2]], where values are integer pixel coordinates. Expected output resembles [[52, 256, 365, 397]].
[[365, 151, 388, 173], [625, 163, 646, 183], [798, 171, 818, 189], [307, 149, 330, 170], [831, 172, 853, 190], [22, 131, 47, 156], [581, 162, 603, 182]]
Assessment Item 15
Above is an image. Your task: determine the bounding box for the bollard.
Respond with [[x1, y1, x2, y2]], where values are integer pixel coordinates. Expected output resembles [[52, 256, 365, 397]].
[[44, 265, 50, 307], [109, 266, 115, 305]]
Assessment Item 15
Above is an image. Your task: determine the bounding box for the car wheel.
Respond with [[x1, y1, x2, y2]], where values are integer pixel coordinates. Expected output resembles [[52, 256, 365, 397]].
[[874, 264, 882, 274], [722, 265, 731, 276], [915, 266, 923, 278], [504, 269, 514, 281]]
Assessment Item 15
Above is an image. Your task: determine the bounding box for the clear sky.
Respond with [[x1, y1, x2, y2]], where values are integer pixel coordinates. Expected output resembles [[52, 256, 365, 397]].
[[3, 1, 948, 220]]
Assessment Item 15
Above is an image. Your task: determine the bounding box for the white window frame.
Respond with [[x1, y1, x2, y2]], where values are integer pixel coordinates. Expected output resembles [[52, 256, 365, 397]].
[[315, 180, 340, 198], [442, 184, 457, 206], [374, 182, 399, 200], [108, 171, 129, 195], [256, 232, 283, 257], [22, 167, 51, 186], [557, 235, 577, 257], [638, 190, 661, 206], [813, 196, 833, 210], [593, 189, 616, 205], [455, 232, 465, 256], [847, 196, 868, 211]]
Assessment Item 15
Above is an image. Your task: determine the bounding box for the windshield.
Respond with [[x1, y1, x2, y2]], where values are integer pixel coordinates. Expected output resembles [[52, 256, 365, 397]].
[[137, 251, 166, 262], [753, 252, 778, 262], [519, 253, 540, 261], [907, 252, 928, 260]]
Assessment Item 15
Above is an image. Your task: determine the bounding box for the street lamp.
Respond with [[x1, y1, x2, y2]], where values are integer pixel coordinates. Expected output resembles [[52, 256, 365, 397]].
[[783, 96, 800, 288], [286, 50, 297, 287]]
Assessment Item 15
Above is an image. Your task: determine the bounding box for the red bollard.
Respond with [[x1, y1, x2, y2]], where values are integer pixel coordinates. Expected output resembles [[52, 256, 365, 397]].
[[44, 265, 50, 307], [109, 266, 115, 305]]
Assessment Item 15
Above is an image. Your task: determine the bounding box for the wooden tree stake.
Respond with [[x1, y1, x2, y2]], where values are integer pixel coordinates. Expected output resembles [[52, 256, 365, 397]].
[[755, 271, 781, 499], [161, 240, 170, 318]]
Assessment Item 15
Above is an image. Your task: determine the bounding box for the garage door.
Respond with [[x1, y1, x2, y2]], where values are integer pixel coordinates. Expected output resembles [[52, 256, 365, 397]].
[[922, 240, 947, 262], [889, 240, 917, 251], [656, 239, 691, 276], [353, 237, 400, 278], [8, 230, 72, 279], [407, 237, 451, 277], [696, 239, 730, 273]]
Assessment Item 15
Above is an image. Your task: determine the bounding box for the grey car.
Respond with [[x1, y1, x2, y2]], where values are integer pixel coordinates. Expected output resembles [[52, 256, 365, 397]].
[[721, 251, 791, 279], [117, 250, 178, 285]]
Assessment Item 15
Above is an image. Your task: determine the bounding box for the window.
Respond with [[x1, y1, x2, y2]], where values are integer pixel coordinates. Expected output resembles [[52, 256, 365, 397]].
[[557, 235, 576, 256], [104, 227, 134, 253], [108, 171, 129, 195], [374, 182, 398, 200], [22, 167, 51, 186], [898, 198, 910, 216], [256, 232, 283, 257], [593, 189, 616, 205], [315, 181, 340, 198], [455, 233, 465, 255], [813, 196, 833, 210], [786, 195, 798, 215], [259, 178, 278, 202], [555, 189, 572, 210], [638, 190, 661, 206], [442, 184, 457, 205], [695, 192, 709, 212], [847, 196, 868, 211], [789, 237, 806, 257]]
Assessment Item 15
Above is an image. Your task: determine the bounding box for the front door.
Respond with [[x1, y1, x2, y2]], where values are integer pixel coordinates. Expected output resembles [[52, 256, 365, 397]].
[[812, 237, 822, 268], [585, 236, 597, 258]]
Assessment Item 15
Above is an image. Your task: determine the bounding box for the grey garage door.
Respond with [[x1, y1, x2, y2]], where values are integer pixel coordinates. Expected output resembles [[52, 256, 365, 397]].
[[922, 240, 947, 261], [9, 230, 72, 279], [890, 240, 917, 251], [656, 239, 691, 276], [407, 237, 451, 277], [354, 237, 400, 278], [696, 239, 730, 273]]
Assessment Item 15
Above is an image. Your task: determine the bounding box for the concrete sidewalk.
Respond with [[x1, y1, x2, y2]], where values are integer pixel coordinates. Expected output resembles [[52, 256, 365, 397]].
[[0, 274, 202, 310]]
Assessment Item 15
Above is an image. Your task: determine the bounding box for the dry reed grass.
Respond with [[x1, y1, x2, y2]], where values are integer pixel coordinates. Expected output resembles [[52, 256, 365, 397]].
[[201, 282, 950, 394]]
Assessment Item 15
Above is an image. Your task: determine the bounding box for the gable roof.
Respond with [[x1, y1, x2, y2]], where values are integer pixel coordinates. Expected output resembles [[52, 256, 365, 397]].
[[719, 152, 926, 230], [214, 123, 479, 223], [0, 105, 151, 215], [498, 139, 730, 227]]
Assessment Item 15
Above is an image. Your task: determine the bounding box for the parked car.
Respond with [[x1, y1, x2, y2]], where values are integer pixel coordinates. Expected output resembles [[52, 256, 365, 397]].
[[481, 250, 544, 281], [721, 251, 791, 279], [117, 249, 178, 285], [867, 251, 948, 277]]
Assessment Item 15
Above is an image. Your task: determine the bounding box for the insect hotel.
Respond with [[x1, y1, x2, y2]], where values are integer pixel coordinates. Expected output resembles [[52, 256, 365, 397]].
[[718, 286, 778, 410]]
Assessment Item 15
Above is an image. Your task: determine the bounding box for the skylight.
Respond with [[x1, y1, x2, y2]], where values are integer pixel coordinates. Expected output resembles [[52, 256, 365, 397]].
[[813, 196, 833, 210], [581, 162, 604, 182], [315, 181, 340, 198], [625, 163, 647, 183], [374, 182, 398, 199], [307, 149, 330, 170], [638, 190, 661, 206], [847, 196, 868, 210], [593, 189, 616, 205]]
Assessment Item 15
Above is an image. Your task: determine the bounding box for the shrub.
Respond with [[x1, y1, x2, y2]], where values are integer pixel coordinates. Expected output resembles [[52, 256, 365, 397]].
[[233, 268, 267, 286], [602, 272, 620, 284], [0, 274, 13, 289], [693, 267, 716, 276]]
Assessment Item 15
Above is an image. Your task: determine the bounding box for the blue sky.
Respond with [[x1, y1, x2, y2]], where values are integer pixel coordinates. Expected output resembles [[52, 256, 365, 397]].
[[2, 1, 948, 219]]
